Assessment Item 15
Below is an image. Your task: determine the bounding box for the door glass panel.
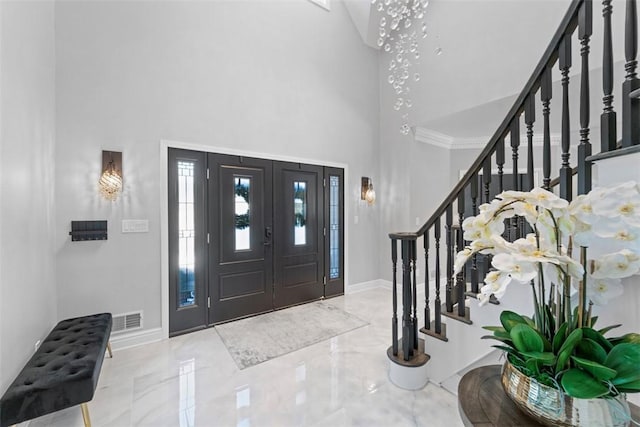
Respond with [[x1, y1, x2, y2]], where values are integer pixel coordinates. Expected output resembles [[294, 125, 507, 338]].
[[294, 181, 307, 246], [178, 161, 196, 307], [235, 177, 251, 251], [329, 175, 340, 279]]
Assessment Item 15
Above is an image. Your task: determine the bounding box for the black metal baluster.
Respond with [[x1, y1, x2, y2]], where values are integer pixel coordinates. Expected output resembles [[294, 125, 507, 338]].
[[423, 231, 430, 330], [511, 118, 520, 239], [411, 239, 418, 350], [483, 158, 492, 203], [579, 0, 593, 195], [470, 174, 479, 294], [624, 0, 640, 148], [525, 95, 535, 191], [434, 217, 443, 335], [391, 238, 398, 356], [445, 205, 454, 314], [559, 35, 573, 202], [401, 239, 413, 360], [457, 193, 467, 319], [602, 0, 617, 152], [421, 228, 447, 341], [542, 67, 553, 189], [497, 138, 505, 193]]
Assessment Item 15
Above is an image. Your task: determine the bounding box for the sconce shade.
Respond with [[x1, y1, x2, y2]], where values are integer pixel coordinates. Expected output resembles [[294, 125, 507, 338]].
[[365, 187, 376, 205], [99, 151, 123, 201], [361, 177, 376, 206]]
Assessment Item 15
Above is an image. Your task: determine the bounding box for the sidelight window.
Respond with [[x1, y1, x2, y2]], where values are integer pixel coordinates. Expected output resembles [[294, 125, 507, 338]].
[[329, 175, 340, 279], [178, 161, 196, 307]]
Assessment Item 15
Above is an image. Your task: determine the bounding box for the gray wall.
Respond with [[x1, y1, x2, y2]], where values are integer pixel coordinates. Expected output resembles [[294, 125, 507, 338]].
[[0, 1, 57, 392], [54, 0, 381, 332]]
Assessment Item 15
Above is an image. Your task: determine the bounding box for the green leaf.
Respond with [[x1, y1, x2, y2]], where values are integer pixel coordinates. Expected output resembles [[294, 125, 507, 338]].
[[616, 379, 640, 392], [510, 323, 544, 353], [525, 358, 540, 375], [576, 338, 607, 365], [481, 335, 513, 347], [582, 327, 613, 352], [561, 369, 610, 399], [597, 324, 622, 336], [616, 333, 640, 345], [500, 311, 528, 333], [556, 328, 583, 372], [570, 356, 617, 381], [606, 343, 640, 386], [492, 344, 518, 354], [521, 351, 556, 366], [545, 305, 556, 336], [553, 323, 569, 354], [494, 330, 512, 341], [483, 326, 506, 333], [522, 316, 536, 329], [590, 316, 599, 328], [535, 329, 553, 352]]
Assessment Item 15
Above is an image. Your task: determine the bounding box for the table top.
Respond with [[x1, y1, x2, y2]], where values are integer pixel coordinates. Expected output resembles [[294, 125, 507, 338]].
[[458, 364, 640, 427]]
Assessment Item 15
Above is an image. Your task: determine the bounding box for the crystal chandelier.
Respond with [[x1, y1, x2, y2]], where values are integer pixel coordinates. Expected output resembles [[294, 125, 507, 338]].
[[372, 0, 429, 135]]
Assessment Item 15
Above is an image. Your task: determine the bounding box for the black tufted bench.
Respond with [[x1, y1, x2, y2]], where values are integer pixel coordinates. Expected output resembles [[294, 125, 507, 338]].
[[0, 313, 112, 427]]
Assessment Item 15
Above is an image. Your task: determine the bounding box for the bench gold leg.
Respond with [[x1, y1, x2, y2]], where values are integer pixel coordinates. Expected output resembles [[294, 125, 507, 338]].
[[80, 402, 92, 427], [107, 342, 113, 358]]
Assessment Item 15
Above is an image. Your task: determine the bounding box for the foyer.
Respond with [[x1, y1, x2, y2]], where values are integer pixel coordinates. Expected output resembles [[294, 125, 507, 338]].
[[23, 288, 463, 427]]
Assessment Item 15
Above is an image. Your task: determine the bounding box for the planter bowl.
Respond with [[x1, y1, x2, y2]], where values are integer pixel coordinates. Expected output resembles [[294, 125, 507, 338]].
[[501, 361, 631, 427]]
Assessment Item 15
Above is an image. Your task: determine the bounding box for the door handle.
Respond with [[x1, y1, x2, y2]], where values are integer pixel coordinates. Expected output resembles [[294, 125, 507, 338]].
[[264, 227, 272, 246]]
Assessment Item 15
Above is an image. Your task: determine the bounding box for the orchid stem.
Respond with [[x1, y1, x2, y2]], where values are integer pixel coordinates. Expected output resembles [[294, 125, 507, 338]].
[[579, 246, 587, 328]]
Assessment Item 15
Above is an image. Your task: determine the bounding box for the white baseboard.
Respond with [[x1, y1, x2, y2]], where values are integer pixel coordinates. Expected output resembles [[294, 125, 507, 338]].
[[110, 327, 164, 351], [345, 279, 387, 294]]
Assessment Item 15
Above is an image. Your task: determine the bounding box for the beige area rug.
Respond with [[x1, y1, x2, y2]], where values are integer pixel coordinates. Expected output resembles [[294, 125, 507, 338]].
[[215, 301, 368, 369]]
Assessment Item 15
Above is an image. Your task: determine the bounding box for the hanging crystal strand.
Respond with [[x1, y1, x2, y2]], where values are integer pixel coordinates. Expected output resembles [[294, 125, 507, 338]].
[[373, 0, 430, 134]]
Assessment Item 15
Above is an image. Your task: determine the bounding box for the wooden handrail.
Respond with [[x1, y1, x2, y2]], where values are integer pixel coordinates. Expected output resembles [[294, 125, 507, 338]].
[[416, 0, 585, 236]]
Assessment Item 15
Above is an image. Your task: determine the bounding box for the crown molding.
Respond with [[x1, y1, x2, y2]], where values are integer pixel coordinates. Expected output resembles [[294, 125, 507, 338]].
[[414, 126, 561, 150], [413, 127, 455, 149]]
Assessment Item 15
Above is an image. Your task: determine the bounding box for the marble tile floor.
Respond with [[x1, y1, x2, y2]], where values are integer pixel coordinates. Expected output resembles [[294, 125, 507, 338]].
[[25, 288, 463, 427]]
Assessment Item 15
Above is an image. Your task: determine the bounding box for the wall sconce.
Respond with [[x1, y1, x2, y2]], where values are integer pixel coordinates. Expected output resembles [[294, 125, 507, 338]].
[[98, 150, 123, 201], [361, 177, 376, 206]]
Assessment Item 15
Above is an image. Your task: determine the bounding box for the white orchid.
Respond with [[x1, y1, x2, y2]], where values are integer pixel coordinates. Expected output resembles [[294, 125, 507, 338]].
[[478, 270, 512, 306], [462, 213, 505, 242], [591, 251, 640, 279], [512, 200, 539, 225], [453, 248, 473, 275], [491, 252, 538, 283], [588, 221, 640, 252], [587, 276, 624, 306], [499, 187, 568, 211], [591, 181, 639, 213], [455, 183, 639, 313]]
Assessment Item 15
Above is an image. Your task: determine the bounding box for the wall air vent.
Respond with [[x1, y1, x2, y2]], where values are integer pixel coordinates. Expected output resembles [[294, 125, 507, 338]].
[[112, 311, 143, 334]]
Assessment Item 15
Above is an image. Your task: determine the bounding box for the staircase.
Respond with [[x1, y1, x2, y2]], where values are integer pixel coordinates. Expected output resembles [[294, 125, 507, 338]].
[[387, 0, 640, 390]]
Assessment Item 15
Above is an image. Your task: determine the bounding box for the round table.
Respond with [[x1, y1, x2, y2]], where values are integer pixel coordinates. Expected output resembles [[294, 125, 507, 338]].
[[458, 364, 640, 427]]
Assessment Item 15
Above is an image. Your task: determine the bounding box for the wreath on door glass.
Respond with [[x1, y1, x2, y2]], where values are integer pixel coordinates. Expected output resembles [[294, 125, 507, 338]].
[[294, 184, 306, 227], [235, 180, 250, 229]]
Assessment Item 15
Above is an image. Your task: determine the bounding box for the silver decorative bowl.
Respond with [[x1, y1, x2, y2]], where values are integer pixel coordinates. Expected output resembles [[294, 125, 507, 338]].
[[501, 361, 631, 427]]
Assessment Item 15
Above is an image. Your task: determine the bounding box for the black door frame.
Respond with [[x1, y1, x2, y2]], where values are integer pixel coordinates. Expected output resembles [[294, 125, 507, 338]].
[[166, 146, 347, 336]]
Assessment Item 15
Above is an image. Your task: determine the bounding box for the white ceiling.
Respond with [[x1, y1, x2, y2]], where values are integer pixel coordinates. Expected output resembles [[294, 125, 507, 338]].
[[345, 0, 629, 141]]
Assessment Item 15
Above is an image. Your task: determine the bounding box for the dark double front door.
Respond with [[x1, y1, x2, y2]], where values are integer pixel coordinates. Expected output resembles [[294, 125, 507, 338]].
[[168, 150, 344, 335]]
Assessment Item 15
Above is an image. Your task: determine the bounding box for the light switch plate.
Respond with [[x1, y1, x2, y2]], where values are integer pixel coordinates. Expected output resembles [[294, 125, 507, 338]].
[[122, 219, 149, 233]]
